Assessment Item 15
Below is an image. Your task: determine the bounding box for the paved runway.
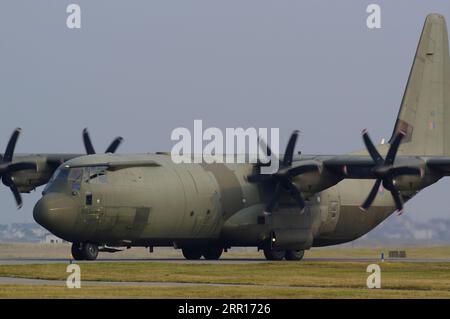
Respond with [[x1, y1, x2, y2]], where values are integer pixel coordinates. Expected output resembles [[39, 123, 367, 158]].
[[0, 276, 266, 288], [1, 257, 450, 265]]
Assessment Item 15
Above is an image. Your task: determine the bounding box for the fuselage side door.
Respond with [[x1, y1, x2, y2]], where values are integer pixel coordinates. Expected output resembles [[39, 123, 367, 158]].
[[80, 167, 108, 237]]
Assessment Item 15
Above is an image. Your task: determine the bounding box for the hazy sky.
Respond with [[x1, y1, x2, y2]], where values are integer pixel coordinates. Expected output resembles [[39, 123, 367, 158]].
[[1, 1, 450, 224]]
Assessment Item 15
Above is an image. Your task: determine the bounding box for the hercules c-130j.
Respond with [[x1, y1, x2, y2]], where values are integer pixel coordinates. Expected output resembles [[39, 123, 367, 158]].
[[1, 14, 450, 261]]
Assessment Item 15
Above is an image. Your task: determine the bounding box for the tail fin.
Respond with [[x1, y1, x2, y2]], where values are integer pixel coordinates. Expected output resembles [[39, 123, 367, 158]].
[[391, 13, 450, 156]]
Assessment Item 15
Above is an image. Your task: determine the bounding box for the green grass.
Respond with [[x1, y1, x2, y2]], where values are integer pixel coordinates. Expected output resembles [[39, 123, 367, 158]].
[[1, 261, 450, 298], [1, 284, 450, 299]]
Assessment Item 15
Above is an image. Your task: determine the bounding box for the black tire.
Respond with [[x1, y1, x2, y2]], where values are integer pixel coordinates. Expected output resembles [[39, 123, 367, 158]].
[[202, 247, 223, 260], [82, 243, 99, 261], [182, 247, 202, 260], [71, 242, 85, 261], [285, 250, 305, 261], [263, 248, 285, 261]]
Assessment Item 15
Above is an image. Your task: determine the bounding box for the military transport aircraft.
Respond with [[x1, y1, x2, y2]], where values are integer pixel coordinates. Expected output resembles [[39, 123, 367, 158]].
[[1, 14, 449, 261]]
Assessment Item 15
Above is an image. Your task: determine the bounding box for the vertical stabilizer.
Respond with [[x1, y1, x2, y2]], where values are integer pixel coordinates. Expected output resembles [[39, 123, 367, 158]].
[[391, 14, 450, 156]]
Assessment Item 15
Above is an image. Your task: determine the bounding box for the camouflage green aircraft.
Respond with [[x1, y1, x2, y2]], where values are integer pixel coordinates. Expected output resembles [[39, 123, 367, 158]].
[[2, 14, 450, 261]]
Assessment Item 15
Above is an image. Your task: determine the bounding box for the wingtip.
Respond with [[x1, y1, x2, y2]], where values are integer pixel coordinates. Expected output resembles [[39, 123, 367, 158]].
[[359, 206, 367, 212]]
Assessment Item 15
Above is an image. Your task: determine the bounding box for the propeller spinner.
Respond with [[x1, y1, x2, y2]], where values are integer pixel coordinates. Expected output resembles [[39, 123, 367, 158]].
[[247, 130, 320, 213], [359, 129, 423, 214]]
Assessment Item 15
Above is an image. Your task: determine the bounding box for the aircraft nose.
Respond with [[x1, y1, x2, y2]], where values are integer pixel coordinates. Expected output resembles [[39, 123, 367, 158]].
[[33, 193, 78, 238]]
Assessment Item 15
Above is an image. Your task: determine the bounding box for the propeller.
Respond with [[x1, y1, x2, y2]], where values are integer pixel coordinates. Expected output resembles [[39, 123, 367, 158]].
[[0, 128, 37, 209], [247, 130, 320, 213], [359, 129, 423, 214], [82, 128, 123, 155]]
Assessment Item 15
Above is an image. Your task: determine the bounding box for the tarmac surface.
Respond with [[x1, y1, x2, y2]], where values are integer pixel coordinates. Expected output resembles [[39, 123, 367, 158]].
[[1, 257, 450, 265], [0, 275, 264, 287]]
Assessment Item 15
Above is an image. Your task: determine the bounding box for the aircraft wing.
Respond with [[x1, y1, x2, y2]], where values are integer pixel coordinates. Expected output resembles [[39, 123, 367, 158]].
[[323, 155, 450, 178], [323, 155, 376, 178], [65, 160, 161, 171], [423, 157, 450, 175]]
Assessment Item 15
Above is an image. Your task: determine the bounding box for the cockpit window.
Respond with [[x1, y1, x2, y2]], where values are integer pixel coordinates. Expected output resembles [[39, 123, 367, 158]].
[[85, 166, 108, 184], [69, 168, 83, 190], [56, 168, 70, 180], [69, 168, 83, 182], [43, 167, 70, 193], [43, 165, 108, 194]]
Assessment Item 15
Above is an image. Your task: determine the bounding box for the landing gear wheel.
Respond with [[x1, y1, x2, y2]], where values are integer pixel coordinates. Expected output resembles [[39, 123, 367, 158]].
[[202, 247, 223, 260], [285, 250, 304, 261], [263, 248, 285, 261], [182, 247, 202, 260], [71, 242, 85, 261], [82, 243, 99, 261]]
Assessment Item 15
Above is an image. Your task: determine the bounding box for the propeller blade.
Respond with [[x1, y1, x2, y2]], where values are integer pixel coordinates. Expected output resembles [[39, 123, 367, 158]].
[[2, 175, 22, 209], [385, 131, 405, 165], [389, 166, 423, 178], [257, 135, 280, 167], [9, 183, 23, 209], [287, 163, 320, 177], [266, 183, 283, 212], [362, 130, 383, 164], [389, 187, 404, 213], [3, 128, 21, 162], [284, 181, 306, 210], [105, 137, 123, 154], [82, 128, 96, 155], [258, 136, 272, 157], [360, 179, 382, 211], [7, 162, 37, 173], [283, 130, 299, 167]]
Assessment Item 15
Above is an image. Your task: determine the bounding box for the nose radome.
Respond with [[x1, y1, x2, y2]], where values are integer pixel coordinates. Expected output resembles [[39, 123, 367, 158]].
[[33, 193, 78, 237]]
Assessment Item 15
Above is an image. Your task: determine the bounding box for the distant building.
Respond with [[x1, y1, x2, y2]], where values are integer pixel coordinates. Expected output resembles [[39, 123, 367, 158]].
[[41, 233, 66, 244]]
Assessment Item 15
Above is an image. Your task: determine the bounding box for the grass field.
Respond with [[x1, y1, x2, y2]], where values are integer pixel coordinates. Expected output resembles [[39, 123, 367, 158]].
[[1, 261, 450, 298], [1, 244, 450, 298]]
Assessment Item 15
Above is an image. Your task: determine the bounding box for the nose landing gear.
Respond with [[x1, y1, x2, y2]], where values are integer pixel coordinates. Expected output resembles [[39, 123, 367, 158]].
[[71, 242, 99, 261]]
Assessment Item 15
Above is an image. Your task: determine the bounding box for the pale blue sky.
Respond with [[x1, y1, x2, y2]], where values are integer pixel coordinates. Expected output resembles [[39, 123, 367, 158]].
[[1, 1, 450, 223]]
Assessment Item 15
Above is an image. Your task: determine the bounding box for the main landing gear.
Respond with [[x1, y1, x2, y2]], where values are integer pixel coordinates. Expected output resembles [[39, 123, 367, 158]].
[[71, 242, 99, 261], [181, 247, 223, 260], [263, 248, 304, 261]]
